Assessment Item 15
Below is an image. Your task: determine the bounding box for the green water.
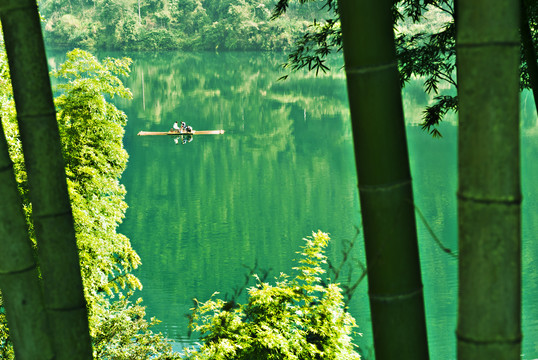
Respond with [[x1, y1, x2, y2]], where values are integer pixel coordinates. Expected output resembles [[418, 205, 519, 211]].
[[110, 51, 538, 359]]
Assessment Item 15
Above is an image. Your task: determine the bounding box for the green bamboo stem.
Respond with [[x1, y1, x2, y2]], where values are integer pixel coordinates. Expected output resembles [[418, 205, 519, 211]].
[[337, 0, 429, 358], [0, 123, 54, 360], [456, 0, 522, 358], [0, 0, 92, 358]]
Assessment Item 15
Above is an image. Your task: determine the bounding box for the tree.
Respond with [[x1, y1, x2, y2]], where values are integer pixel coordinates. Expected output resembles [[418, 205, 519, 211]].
[[456, 1, 522, 359], [51, 48, 140, 311], [337, 0, 429, 359], [0, 0, 94, 358]]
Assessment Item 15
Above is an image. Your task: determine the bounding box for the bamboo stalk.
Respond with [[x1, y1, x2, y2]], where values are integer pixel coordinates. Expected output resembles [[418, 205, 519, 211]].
[[337, 0, 429, 358], [0, 0, 92, 358], [0, 122, 54, 360], [456, 0, 522, 358]]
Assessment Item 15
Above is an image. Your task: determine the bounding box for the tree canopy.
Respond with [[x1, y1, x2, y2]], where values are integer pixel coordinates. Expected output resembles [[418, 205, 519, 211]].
[[38, 0, 326, 51]]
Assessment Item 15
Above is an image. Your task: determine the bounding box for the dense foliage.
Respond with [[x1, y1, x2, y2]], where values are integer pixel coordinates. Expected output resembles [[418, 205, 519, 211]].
[[38, 0, 326, 51], [0, 47, 179, 359], [184, 231, 360, 360]]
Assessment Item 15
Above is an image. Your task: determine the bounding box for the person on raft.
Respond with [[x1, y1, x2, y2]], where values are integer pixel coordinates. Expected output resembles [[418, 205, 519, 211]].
[[172, 121, 193, 133]]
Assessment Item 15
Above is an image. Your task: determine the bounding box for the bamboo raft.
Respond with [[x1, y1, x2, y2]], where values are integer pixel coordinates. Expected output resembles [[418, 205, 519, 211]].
[[137, 130, 225, 136]]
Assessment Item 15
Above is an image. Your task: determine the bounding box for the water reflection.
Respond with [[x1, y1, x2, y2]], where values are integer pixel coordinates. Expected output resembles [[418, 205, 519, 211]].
[[173, 135, 194, 145]]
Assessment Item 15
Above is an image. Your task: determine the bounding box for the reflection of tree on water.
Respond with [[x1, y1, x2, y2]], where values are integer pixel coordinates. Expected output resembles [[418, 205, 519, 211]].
[[174, 135, 193, 145]]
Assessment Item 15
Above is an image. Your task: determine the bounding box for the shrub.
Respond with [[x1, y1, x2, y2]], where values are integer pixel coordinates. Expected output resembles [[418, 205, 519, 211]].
[[184, 231, 361, 360]]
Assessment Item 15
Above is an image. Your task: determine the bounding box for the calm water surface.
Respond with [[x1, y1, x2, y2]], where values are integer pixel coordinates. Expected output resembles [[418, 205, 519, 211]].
[[106, 51, 538, 359]]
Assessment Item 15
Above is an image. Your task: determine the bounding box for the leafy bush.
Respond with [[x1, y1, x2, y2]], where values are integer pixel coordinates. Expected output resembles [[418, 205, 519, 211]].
[[91, 293, 181, 359], [184, 231, 361, 360]]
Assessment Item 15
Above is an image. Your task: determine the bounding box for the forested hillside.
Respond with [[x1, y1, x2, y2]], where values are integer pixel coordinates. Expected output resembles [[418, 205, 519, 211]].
[[38, 0, 325, 51]]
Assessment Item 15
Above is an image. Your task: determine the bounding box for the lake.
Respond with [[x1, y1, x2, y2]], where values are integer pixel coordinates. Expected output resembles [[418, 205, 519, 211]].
[[105, 51, 538, 359]]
